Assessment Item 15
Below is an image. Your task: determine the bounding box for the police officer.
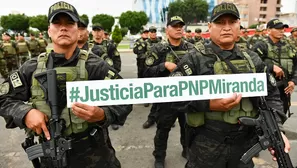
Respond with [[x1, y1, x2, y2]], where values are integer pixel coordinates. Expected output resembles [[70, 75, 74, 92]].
[[0, 2, 132, 167], [242, 28, 249, 40], [91, 23, 122, 73], [91, 23, 122, 131], [133, 29, 150, 107], [2, 32, 18, 72], [28, 33, 40, 58], [147, 26, 161, 45], [170, 3, 290, 168], [247, 28, 263, 49], [133, 29, 149, 79], [142, 26, 163, 127], [193, 28, 205, 45], [236, 26, 248, 50], [104, 31, 110, 40], [16, 33, 30, 66], [252, 19, 297, 116], [262, 28, 269, 38], [77, 18, 89, 50], [289, 27, 297, 47], [38, 33, 48, 53], [184, 29, 195, 44], [144, 16, 193, 168]]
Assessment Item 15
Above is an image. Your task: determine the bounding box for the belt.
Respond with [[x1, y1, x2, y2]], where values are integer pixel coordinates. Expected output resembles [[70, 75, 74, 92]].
[[192, 120, 252, 145]]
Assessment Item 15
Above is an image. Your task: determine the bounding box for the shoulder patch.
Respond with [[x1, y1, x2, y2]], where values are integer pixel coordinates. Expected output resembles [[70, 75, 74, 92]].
[[268, 74, 276, 87], [0, 82, 10, 96], [145, 57, 155, 66], [171, 71, 183, 77], [182, 64, 193, 75], [114, 50, 120, 56], [10, 72, 23, 88]]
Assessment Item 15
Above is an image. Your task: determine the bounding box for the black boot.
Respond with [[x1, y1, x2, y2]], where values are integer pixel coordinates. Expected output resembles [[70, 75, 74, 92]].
[[142, 119, 154, 129], [154, 160, 165, 168], [111, 124, 119, 130]]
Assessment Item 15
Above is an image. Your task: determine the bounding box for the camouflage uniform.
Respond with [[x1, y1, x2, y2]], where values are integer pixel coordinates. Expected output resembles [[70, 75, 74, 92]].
[[28, 38, 40, 58], [16, 39, 30, 65], [2, 40, 18, 72], [252, 36, 297, 115], [247, 34, 264, 49], [183, 37, 195, 44], [0, 43, 8, 78], [133, 37, 148, 78], [143, 39, 194, 163], [170, 41, 286, 168], [38, 38, 48, 53], [0, 47, 133, 168], [144, 38, 162, 124], [91, 40, 121, 73], [236, 36, 248, 50], [193, 37, 205, 44]]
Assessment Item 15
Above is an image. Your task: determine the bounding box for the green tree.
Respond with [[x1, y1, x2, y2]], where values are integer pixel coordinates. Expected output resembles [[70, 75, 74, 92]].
[[29, 15, 48, 32], [120, 27, 128, 37], [119, 11, 148, 35], [167, 0, 185, 21], [167, 0, 208, 24], [92, 14, 114, 32], [80, 14, 89, 26], [183, 0, 208, 23], [112, 25, 123, 45], [1, 14, 30, 32]]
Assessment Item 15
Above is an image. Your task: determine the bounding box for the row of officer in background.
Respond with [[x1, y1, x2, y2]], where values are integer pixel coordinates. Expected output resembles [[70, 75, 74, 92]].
[[75, 14, 122, 131], [0, 32, 48, 79]]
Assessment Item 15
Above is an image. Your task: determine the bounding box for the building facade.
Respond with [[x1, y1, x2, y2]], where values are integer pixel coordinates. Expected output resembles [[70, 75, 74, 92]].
[[217, 0, 282, 27], [133, 0, 216, 25]]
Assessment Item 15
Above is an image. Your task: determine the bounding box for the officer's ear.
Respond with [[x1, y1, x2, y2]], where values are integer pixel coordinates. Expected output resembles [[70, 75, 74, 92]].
[[48, 26, 52, 38]]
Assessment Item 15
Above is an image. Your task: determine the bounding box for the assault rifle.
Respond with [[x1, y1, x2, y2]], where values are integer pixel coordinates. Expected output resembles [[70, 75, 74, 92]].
[[276, 67, 293, 118], [24, 69, 72, 168], [239, 97, 294, 168]]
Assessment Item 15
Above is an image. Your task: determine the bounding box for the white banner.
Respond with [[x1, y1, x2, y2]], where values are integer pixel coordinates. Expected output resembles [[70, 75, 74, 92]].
[[66, 73, 267, 107]]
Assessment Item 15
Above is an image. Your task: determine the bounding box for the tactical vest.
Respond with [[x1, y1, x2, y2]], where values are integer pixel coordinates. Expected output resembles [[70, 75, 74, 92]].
[[29, 40, 38, 51], [164, 41, 191, 64], [38, 39, 46, 48], [29, 50, 92, 136], [186, 46, 258, 127], [93, 42, 114, 67], [265, 42, 295, 75], [249, 36, 263, 48], [3, 42, 16, 55], [236, 37, 248, 50], [17, 41, 29, 54]]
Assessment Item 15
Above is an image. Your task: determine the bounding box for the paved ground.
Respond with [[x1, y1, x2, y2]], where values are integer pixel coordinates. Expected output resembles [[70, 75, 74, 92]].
[[0, 51, 296, 168]]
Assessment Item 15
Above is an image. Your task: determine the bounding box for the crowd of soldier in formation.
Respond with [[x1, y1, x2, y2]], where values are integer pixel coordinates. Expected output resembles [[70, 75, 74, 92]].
[[0, 32, 48, 78]]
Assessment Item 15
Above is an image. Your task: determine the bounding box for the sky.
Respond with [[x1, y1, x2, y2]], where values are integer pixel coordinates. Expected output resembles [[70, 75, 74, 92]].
[[0, 0, 135, 18], [0, 0, 294, 18]]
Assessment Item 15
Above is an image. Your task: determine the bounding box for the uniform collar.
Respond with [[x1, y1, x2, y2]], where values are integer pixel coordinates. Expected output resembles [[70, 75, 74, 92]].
[[48, 47, 80, 68], [207, 42, 244, 59]]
